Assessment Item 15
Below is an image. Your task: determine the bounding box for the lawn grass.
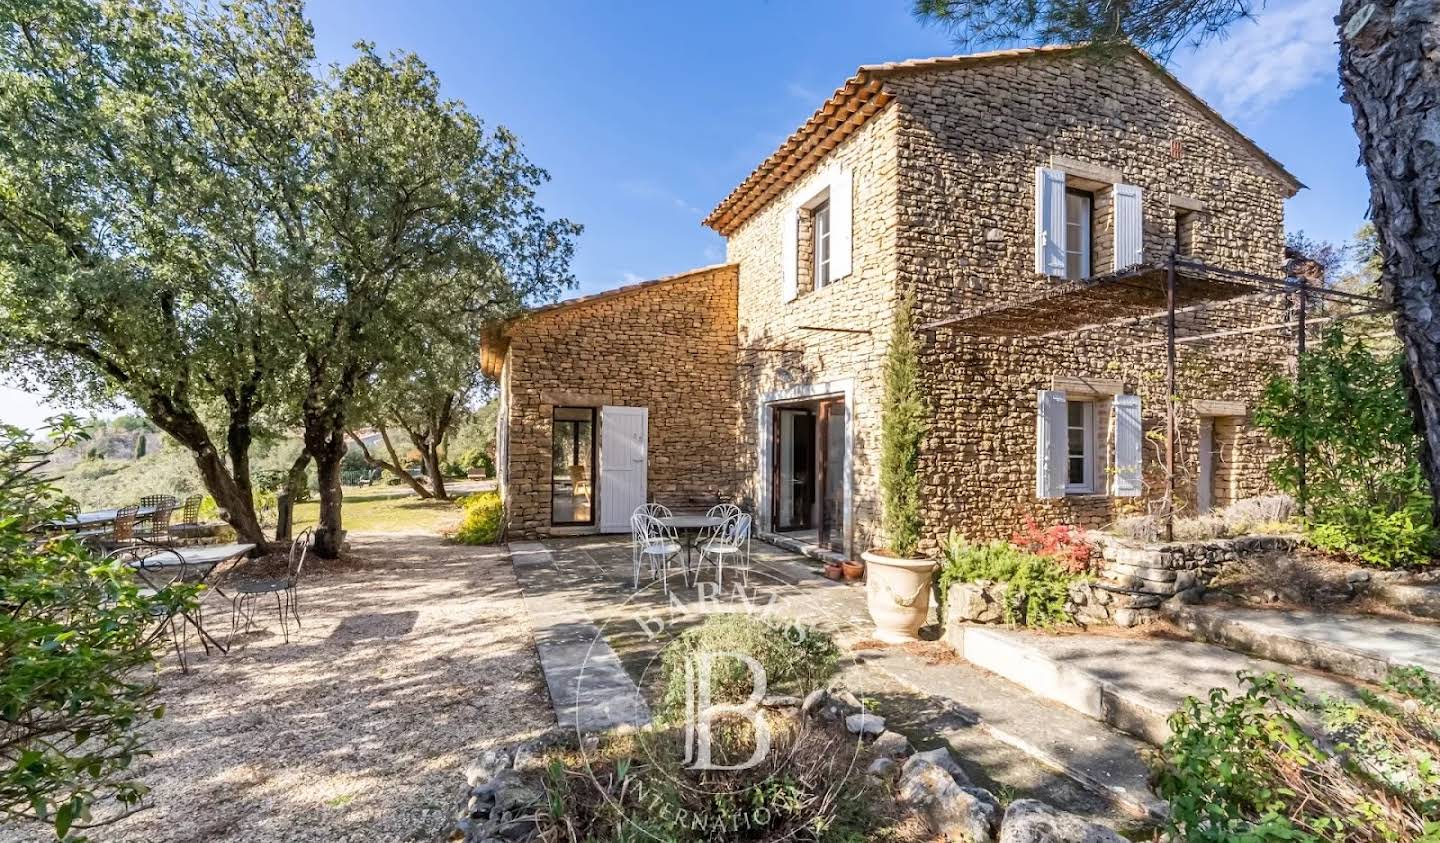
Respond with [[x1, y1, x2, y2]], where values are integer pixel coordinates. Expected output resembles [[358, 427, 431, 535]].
[[292, 487, 467, 535]]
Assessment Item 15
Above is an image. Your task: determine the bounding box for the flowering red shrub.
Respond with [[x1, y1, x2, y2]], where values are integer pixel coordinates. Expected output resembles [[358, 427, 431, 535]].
[[1012, 516, 1095, 574]]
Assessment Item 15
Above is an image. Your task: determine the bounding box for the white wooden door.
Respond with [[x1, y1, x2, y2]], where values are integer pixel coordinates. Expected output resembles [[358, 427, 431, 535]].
[[599, 406, 648, 533]]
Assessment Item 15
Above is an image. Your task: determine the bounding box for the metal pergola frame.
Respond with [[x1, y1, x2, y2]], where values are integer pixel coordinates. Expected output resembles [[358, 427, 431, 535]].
[[920, 253, 1391, 540]]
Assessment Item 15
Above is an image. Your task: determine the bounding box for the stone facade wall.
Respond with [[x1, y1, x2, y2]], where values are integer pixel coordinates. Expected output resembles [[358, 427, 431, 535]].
[[498, 266, 741, 537], [727, 105, 902, 556], [884, 52, 1296, 551]]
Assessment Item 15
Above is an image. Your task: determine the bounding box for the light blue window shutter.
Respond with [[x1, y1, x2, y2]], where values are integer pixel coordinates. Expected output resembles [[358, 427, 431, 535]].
[[830, 167, 853, 280], [1034, 168, 1067, 276], [1113, 184, 1144, 270], [780, 204, 798, 302], [1112, 394, 1143, 497], [1036, 390, 1067, 499]]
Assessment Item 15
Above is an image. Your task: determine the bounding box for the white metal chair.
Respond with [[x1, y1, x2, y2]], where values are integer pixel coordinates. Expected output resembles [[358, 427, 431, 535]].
[[631, 512, 684, 592], [636, 502, 672, 519], [698, 502, 742, 546], [697, 513, 752, 589]]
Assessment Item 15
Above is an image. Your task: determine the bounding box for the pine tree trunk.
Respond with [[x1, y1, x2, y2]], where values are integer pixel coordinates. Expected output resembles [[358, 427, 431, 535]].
[[1337, 0, 1440, 523]]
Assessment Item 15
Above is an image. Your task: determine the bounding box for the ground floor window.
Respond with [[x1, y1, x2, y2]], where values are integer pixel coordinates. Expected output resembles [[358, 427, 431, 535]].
[[551, 407, 595, 526], [1066, 399, 1096, 493]]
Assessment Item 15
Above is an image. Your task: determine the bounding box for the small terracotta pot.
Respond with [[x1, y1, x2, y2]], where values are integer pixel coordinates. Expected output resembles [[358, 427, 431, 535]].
[[841, 560, 866, 582], [822, 562, 844, 581]]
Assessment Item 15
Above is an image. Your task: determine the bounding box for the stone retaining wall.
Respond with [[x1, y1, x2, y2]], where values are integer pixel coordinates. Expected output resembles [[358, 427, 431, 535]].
[[1076, 533, 1298, 626], [945, 533, 1299, 629]]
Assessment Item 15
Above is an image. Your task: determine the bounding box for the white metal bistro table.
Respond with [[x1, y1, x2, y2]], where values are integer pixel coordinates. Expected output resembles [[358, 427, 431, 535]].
[[656, 515, 724, 582], [130, 542, 255, 658]]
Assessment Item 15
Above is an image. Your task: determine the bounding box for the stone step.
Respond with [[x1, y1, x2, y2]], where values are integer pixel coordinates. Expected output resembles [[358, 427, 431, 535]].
[[1369, 581, 1440, 622], [1165, 603, 1440, 684], [946, 625, 1362, 747], [857, 642, 1168, 824]]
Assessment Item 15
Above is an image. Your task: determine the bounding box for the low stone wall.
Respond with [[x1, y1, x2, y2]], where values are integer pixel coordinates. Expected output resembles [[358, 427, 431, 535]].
[[945, 533, 1300, 629], [1078, 533, 1298, 626]]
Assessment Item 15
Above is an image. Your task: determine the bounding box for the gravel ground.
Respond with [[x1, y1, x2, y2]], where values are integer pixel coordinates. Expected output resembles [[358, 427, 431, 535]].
[[2, 533, 548, 843]]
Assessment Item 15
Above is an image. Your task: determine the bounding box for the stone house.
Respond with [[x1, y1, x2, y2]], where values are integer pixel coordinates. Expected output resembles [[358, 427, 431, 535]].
[[482, 45, 1303, 557]]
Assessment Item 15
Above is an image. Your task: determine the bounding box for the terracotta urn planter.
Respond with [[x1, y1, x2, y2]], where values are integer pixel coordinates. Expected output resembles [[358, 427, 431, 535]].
[[822, 561, 844, 581], [861, 550, 937, 643], [841, 559, 866, 582]]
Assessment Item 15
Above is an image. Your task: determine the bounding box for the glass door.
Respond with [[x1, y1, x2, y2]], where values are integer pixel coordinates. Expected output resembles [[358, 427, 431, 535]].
[[773, 408, 816, 531], [816, 398, 846, 552], [551, 407, 596, 526]]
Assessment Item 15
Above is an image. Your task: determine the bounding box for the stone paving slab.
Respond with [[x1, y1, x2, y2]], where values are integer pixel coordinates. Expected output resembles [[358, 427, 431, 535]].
[[858, 645, 1167, 823], [508, 541, 651, 733], [954, 627, 1362, 745], [1166, 603, 1440, 683]]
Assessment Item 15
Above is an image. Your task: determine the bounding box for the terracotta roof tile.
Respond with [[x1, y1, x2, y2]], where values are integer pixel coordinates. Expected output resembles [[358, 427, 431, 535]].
[[702, 44, 1302, 237]]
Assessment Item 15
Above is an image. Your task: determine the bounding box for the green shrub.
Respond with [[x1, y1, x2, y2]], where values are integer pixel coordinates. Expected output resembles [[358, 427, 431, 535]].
[[879, 295, 924, 557], [658, 614, 839, 718], [1, 422, 195, 839], [1307, 488, 1437, 568], [454, 491, 504, 544], [1256, 327, 1436, 568], [1152, 670, 1440, 842], [936, 532, 1078, 626]]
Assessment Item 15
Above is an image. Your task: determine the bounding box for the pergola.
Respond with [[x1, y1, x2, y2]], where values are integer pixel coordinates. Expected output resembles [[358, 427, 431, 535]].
[[918, 253, 1390, 540]]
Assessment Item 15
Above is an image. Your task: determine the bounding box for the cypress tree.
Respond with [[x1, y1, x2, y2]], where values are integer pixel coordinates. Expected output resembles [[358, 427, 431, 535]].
[[880, 295, 925, 556]]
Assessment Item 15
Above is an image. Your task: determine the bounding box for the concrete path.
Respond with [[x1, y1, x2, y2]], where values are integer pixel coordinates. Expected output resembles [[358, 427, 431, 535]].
[[952, 626, 1362, 746], [508, 541, 651, 733], [1166, 604, 1440, 684]]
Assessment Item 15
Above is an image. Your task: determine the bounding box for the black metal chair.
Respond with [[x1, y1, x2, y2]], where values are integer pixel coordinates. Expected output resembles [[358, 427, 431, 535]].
[[168, 494, 206, 541], [107, 544, 196, 671], [231, 528, 312, 643], [100, 504, 141, 552]]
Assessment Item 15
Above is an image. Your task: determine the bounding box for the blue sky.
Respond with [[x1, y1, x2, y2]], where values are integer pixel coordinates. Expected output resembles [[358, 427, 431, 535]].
[[1, 0, 1366, 430]]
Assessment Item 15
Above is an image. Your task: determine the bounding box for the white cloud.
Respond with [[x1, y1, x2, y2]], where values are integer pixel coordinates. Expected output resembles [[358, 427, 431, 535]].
[[1177, 0, 1338, 117], [786, 81, 820, 102], [620, 271, 645, 285], [618, 179, 702, 216]]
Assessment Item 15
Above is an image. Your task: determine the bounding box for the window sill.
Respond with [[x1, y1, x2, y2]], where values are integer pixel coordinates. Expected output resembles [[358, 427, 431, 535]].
[[1063, 492, 1110, 500]]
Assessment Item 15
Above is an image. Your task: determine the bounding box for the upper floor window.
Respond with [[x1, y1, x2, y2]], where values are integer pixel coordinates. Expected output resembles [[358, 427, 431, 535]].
[[813, 200, 832, 289], [1036, 166, 1143, 278], [781, 164, 853, 302], [1064, 189, 1093, 280]]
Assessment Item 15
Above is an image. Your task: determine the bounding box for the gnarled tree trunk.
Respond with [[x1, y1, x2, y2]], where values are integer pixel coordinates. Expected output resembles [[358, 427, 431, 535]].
[[1337, 0, 1440, 524], [347, 427, 432, 498]]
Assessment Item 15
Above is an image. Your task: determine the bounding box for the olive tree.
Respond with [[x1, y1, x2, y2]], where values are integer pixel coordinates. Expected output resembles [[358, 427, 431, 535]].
[[0, 0, 307, 549], [247, 40, 576, 555]]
